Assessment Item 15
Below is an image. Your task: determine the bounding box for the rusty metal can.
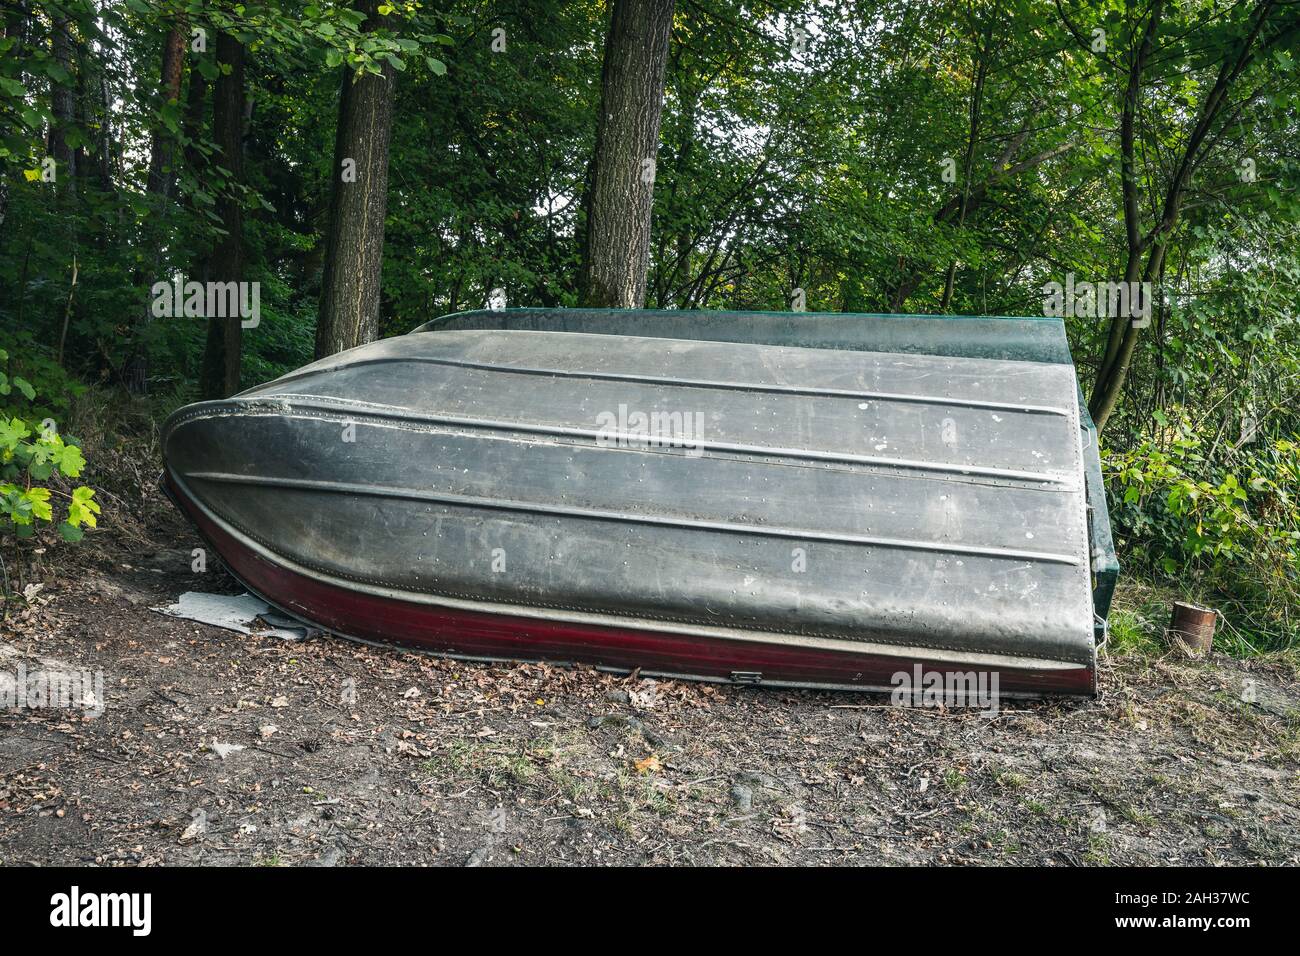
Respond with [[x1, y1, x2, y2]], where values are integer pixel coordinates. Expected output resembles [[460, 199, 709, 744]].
[[1167, 601, 1217, 657]]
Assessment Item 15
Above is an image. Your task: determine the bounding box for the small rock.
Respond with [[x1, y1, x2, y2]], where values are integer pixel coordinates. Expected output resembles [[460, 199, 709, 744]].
[[146, 548, 191, 569], [730, 784, 754, 813], [314, 847, 344, 867], [587, 714, 644, 733], [604, 689, 631, 704]]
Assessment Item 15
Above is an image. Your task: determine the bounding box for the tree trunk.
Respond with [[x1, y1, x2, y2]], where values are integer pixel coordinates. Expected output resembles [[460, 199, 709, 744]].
[[125, 22, 187, 393], [93, 44, 115, 192], [1, 1, 31, 231], [1087, 0, 1279, 432], [579, 0, 675, 309], [181, 53, 208, 179], [198, 31, 245, 400], [146, 21, 186, 199], [940, 41, 987, 312], [314, 0, 396, 360], [48, 14, 76, 197]]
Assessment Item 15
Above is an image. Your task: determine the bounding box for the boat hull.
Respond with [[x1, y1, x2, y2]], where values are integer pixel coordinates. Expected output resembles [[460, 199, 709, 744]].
[[162, 310, 1113, 699], [165, 469, 1095, 696]]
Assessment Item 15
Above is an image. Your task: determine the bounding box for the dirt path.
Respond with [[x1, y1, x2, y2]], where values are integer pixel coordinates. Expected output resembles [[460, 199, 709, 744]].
[[3, 498, 1299, 866]]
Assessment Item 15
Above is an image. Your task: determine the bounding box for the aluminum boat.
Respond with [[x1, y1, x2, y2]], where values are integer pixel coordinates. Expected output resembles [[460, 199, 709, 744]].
[[162, 309, 1118, 697]]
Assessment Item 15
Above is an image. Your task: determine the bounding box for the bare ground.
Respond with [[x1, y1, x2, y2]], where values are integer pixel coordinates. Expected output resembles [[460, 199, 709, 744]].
[[2, 481, 1299, 867]]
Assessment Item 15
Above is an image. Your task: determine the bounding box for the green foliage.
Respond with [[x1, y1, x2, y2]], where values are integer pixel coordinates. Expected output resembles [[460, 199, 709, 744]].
[[1107, 417, 1300, 648], [0, 347, 98, 542]]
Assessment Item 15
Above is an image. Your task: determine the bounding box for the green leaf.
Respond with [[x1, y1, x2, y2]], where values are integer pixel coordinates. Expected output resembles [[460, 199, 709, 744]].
[[0, 417, 31, 451], [24, 487, 51, 522], [56, 442, 86, 478], [12, 376, 34, 400], [58, 522, 83, 543], [426, 57, 446, 76], [67, 486, 100, 528]]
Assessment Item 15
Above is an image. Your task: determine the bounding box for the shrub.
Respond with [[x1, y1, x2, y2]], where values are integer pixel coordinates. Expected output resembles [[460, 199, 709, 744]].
[[1106, 411, 1300, 648], [0, 347, 99, 542]]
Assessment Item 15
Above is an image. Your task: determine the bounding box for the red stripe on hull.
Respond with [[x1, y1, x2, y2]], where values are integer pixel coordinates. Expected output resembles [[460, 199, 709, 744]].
[[166, 474, 1095, 696]]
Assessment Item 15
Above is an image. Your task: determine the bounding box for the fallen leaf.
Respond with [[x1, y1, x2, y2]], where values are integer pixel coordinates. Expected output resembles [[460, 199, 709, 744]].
[[211, 739, 245, 760], [179, 818, 204, 842]]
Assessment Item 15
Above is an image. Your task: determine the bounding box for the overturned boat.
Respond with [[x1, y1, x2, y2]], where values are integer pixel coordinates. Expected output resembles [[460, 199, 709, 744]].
[[162, 309, 1118, 697]]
